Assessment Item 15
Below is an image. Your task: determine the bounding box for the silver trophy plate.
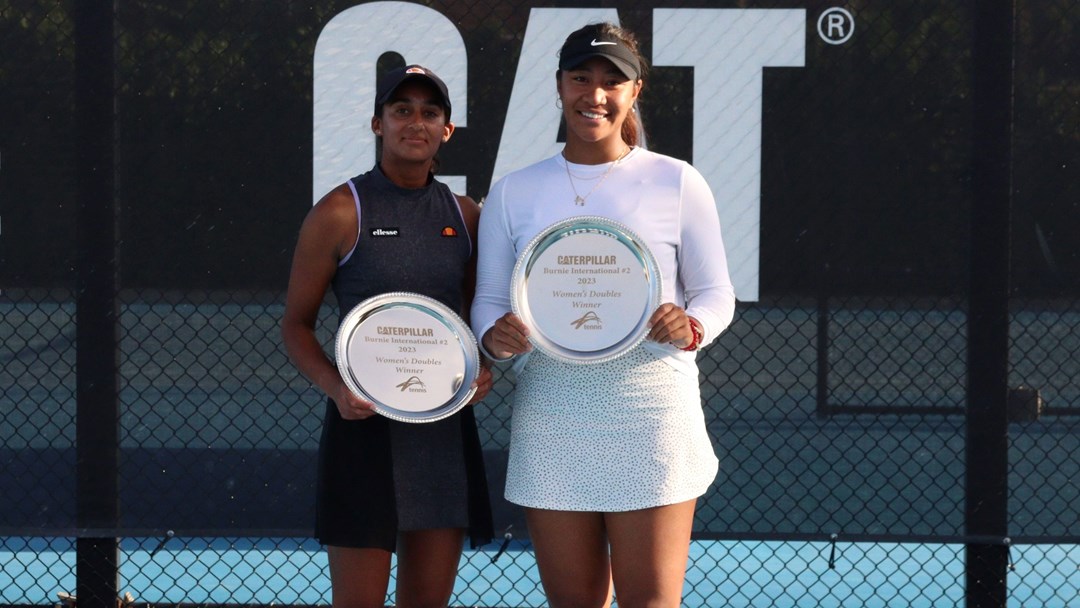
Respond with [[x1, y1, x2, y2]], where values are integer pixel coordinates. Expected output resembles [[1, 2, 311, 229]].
[[335, 292, 479, 423], [511, 216, 662, 364]]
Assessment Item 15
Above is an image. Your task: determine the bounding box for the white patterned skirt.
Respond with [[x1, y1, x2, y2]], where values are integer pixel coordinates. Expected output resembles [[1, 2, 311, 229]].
[[505, 345, 719, 512]]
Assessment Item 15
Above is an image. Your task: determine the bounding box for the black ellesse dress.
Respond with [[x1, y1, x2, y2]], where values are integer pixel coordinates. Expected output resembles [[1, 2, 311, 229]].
[[314, 165, 492, 551]]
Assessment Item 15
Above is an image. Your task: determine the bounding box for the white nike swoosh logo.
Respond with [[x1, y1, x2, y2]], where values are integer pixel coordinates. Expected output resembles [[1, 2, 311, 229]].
[[590, 39, 617, 46]]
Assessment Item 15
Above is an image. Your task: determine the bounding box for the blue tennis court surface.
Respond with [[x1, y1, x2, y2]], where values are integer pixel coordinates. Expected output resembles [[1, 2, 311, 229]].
[[2, 299, 1078, 606], [3, 538, 1079, 606]]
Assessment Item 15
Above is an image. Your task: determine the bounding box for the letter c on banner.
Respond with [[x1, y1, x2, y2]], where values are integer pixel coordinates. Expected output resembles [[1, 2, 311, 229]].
[[312, 2, 468, 202]]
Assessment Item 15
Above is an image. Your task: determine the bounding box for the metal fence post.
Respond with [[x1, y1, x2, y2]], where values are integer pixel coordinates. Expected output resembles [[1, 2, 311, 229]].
[[966, 1, 1015, 606], [75, 2, 119, 607]]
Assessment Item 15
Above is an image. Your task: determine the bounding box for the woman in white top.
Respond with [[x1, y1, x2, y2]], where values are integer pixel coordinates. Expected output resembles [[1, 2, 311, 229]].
[[471, 22, 736, 607]]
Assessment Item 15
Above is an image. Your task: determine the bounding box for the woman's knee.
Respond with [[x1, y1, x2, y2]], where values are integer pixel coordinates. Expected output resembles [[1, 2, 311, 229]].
[[326, 545, 392, 608], [394, 528, 465, 608]]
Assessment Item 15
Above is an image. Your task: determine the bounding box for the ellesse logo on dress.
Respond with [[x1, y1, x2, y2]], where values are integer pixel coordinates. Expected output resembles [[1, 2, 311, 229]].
[[441, 226, 458, 237], [370, 227, 400, 237]]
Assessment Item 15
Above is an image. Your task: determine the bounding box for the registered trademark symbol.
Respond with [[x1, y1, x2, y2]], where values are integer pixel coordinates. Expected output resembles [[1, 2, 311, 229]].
[[818, 7, 855, 45]]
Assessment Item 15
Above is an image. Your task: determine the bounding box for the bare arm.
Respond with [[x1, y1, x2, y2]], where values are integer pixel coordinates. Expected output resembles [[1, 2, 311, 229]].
[[456, 194, 481, 324], [456, 193, 494, 403], [281, 186, 377, 420]]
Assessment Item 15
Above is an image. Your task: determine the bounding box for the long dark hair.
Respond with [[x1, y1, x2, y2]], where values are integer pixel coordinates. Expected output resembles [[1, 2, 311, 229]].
[[557, 22, 649, 147]]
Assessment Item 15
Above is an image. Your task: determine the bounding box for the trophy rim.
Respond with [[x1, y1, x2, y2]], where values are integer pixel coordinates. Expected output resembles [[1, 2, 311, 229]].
[[510, 215, 662, 364], [334, 291, 480, 423]]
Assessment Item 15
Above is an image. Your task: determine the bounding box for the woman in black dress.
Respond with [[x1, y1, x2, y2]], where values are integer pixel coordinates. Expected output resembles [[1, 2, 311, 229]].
[[282, 65, 493, 608]]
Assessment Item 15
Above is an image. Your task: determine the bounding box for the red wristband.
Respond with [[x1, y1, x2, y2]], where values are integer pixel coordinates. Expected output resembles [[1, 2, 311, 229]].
[[679, 319, 703, 352]]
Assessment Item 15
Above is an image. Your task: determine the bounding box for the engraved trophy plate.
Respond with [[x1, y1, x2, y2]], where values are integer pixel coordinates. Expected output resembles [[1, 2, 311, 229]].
[[335, 292, 479, 423], [511, 216, 662, 364]]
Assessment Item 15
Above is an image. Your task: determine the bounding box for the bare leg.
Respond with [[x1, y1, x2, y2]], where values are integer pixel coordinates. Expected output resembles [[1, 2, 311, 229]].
[[395, 528, 466, 608], [326, 545, 392, 608], [524, 508, 613, 608], [605, 499, 697, 608]]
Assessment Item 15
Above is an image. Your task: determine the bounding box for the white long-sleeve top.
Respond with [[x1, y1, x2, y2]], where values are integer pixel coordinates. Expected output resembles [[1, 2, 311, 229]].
[[472, 147, 736, 376]]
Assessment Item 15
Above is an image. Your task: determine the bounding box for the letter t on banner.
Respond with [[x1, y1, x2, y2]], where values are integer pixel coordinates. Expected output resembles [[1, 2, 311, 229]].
[[653, 9, 805, 302]]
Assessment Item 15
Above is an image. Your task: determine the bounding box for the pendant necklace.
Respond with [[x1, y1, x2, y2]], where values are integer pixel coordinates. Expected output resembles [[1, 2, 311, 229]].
[[563, 146, 631, 206]]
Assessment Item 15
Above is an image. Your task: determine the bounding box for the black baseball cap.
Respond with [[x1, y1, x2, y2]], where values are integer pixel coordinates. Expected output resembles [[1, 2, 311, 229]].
[[374, 64, 451, 119], [558, 25, 641, 80]]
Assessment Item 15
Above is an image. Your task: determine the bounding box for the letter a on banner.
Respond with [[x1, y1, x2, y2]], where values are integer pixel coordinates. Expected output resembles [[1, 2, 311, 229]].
[[490, 8, 620, 184]]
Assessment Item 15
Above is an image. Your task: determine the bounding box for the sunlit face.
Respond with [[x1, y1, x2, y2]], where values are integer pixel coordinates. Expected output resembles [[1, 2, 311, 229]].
[[557, 57, 642, 147], [371, 80, 454, 165]]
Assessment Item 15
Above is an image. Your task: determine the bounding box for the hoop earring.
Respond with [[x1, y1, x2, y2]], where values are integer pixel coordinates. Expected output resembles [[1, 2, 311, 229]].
[[555, 98, 563, 109]]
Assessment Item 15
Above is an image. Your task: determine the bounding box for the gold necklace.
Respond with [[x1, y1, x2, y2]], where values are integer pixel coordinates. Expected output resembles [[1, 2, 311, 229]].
[[563, 147, 631, 206]]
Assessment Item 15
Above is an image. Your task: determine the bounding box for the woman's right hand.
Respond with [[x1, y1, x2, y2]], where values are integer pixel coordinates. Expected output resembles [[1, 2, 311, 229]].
[[333, 383, 379, 420], [483, 312, 532, 360]]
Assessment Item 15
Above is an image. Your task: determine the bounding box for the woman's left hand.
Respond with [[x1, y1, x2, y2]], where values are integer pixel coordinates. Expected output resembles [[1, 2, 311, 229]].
[[468, 363, 494, 405], [647, 303, 696, 349]]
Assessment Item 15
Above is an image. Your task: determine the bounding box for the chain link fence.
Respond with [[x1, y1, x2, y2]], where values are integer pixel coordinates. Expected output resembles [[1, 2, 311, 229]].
[[2, 1, 1078, 606]]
